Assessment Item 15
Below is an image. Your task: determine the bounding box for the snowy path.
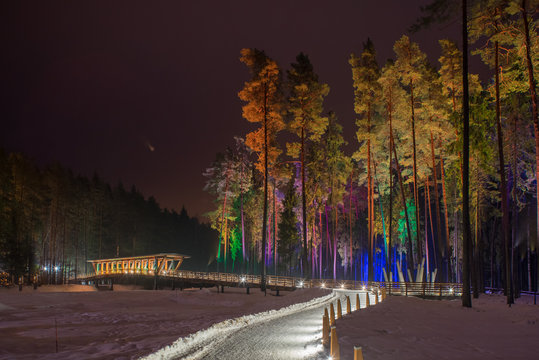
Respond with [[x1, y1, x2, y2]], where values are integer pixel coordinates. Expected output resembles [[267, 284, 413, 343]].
[[144, 289, 373, 360]]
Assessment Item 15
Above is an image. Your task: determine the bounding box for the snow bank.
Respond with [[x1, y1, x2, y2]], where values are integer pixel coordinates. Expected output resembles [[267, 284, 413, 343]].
[[334, 294, 539, 360]]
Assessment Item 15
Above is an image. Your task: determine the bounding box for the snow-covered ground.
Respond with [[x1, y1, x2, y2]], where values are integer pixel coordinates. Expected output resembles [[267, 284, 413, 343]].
[[335, 293, 539, 360], [2, 284, 537, 360], [0, 284, 330, 360]]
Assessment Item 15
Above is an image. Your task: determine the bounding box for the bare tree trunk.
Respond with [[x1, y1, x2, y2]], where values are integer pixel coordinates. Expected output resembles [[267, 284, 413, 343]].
[[521, 0, 539, 263], [439, 141, 452, 281], [495, 41, 513, 305], [462, 0, 472, 308], [410, 80, 421, 267], [473, 190, 480, 299], [431, 132, 446, 280], [367, 103, 373, 281], [301, 126, 309, 278], [389, 110, 394, 281], [426, 177, 435, 274], [274, 180, 277, 276], [261, 85, 268, 291], [390, 128, 414, 278], [349, 170, 354, 278]]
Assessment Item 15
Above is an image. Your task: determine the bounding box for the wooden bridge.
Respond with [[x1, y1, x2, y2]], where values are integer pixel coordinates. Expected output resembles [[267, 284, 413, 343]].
[[70, 253, 462, 296]]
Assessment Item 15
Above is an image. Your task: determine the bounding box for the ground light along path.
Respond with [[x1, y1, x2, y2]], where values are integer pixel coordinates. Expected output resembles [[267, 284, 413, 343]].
[[143, 289, 377, 360]]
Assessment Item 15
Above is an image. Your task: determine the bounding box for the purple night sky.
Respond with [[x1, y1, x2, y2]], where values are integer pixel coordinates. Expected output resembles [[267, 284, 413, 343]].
[[1, 1, 480, 219]]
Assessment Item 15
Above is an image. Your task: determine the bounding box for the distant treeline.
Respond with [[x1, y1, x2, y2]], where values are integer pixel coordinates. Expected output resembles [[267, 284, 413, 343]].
[[0, 149, 218, 282]]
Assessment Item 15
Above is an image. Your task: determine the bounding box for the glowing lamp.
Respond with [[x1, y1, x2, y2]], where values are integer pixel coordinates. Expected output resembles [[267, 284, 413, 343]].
[[298, 281, 304, 288], [43, 266, 48, 271], [321, 283, 325, 288], [54, 266, 59, 271], [240, 276, 246, 283]]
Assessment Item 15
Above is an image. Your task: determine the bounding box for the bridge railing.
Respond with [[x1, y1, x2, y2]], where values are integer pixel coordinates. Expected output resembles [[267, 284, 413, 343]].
[[71, 270, 461, 296], [381, 282, 462, 297]]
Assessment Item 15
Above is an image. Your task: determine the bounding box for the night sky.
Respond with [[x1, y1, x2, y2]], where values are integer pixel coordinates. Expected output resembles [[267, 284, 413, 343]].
[[1, 1, 474, 220]]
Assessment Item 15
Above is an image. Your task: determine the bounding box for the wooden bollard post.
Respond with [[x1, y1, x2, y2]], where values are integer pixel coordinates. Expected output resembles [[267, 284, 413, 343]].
[[322, 312, 329, 347], [337, 299, 342, 319], [356, 293, 360, 310], [346, 296, 351, 314], [375, 291, 379, 305], [365, 292, 370, 307], [330, 303, 336, 326], [354, 346, 364, 360], [330, 326, 340, 360]]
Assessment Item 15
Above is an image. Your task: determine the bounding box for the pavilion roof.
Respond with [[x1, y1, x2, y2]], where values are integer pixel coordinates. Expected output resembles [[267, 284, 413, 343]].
[[87, 253, 190, 263]]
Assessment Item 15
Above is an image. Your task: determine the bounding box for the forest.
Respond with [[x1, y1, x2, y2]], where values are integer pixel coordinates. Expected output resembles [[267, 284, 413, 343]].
[[0, 149, 218, 284], [203, 0, 539, 299]]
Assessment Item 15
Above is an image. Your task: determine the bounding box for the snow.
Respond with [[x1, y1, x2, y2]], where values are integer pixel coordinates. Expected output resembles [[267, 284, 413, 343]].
[[2, 284, 537, 360], [142, 290, 337, 359], [334, 293, 539, 360], [0, 284, 330, 360]]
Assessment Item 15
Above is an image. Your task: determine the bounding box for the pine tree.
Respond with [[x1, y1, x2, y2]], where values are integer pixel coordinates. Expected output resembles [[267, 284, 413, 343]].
[[286, 52, 329, 278], [394, 35, 429, 269], [239, 49, 285, 290], [350, 38, 381, 282]]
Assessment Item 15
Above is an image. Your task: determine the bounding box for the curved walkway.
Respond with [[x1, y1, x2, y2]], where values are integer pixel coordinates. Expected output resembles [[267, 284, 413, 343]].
[[144, 289, 377, 360]]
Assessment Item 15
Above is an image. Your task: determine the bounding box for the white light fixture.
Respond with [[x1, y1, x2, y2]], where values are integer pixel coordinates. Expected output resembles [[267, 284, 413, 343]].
[[43, 266, 48, 271], [321, 283, 325, 288], [298, 281, 304, 287], [241, 276, 246, 283], [54, 266, 59, 271]]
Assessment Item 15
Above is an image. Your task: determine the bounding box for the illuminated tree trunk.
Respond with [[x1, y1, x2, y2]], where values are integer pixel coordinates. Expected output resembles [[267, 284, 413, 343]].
[[301, 126, 309, 278], [521, 0, 539, 285], [389, 132, 393, 281], [217, 166, 230, 272], [334, 203, 338, 280], [390, 127, 414, 278], [473, 189, 482, 299], [240, 166, 246, 265], [367, 103, 373, 282], [319, 211, 323, 279], [494, 41, 513, 305], [439, 141, 452, 280], [387, 88, 394, 281], [349, 170, 354, 278], [462, 0, 472, 308], [430, 131, 446, 280], [372, 156, 387, 280], [261, 85, 268, 291], [426, 177, 434, 274], [410, 80, 421, 266]]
